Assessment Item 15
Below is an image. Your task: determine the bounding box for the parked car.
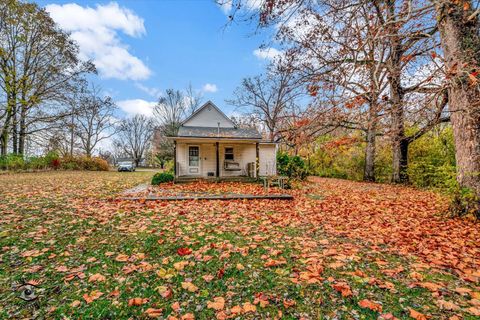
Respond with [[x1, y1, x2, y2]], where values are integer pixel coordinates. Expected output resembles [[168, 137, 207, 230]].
[[117, 161, 135, 172]]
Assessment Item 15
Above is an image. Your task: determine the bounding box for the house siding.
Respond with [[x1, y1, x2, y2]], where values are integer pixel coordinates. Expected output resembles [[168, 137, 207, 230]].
[[182, 104, 234, 128], [259, 144, 277, 176]]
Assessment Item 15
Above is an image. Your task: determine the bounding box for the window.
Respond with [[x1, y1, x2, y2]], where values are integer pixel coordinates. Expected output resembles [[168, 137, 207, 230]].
[[189, 146, 199, 166], [225, 147, 234, 161]]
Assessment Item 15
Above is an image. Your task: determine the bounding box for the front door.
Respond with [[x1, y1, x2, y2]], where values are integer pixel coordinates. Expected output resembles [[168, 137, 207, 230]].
[[188, 146, 200, 175]]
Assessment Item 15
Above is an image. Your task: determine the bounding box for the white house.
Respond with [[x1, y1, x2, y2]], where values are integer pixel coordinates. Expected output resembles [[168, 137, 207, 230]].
[[171, 101, 277, 180]]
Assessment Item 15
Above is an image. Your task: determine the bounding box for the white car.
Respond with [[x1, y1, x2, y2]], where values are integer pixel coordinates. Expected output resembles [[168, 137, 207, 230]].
[[117, 161, 135, 172]]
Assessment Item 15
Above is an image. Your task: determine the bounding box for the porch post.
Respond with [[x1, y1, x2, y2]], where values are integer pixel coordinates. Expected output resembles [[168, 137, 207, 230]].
[[215, 142, 219, 177], [173, 140, 177, 177], [255, 142, 259, 179]]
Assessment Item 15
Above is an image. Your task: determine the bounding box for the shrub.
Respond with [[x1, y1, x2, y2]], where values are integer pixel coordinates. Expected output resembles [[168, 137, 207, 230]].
[[277, 151, 308, 180], [152, 172, 174, 185], [0, 154, 25, 171], [60, 156, 109, 171], [449, 186, 479, 219]]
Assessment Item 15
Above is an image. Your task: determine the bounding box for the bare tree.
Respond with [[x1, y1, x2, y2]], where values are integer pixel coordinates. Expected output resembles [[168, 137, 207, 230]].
[[228, 63, 302, 142], [114, 114, 154, 167], [185, 83, 203, 115], [153, 89, 188, 137], [75, 85, 116, 157]]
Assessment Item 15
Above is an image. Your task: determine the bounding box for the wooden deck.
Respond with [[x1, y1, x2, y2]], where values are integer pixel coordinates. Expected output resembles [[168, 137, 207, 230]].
[[120, 193, 293, 201], [174, 176, 257, 183]]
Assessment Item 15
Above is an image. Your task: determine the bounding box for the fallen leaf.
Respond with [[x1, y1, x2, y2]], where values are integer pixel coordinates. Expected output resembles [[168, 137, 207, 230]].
[[145, 308, 163, 318], [83, 290, 103, 304], [332, 282, 353, 297], [128, 298, 149, 306], [115, 254, 129, 262], [437, 299, 460, 311], [207, 297, 225, 310], [181, 282, 198, 292], [359, 299, 382, 312], [242, 301, 256, 313], [177, 247, 192, 256], [71, 300, 81, 307], [408, 308, 430, 320], [88, 273, 106, 283]]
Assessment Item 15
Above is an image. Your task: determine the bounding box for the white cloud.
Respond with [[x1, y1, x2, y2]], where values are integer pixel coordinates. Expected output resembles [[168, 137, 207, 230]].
[[135, 83, 162, 98], [218, 0, 262, 14], [117, 99, 156, 117], [218, 0, 233, 14], [46, 2, 151, 81], [202, 83, 218, 93], [253, 47, 282, 60]]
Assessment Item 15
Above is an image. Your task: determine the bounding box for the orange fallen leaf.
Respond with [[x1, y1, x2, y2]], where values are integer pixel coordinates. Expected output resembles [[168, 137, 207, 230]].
[[172, 301, 181, 312], [230, 305, 242, 314], [358, 299, 382, 312], [207, 297, 225, 310], [408, 308, 430, 320], [71, 300, 81, 307], [88, 273, 106, 282], [242, 301, 256, 313], [202, 274, 214, 282], [128, 297, 149, 306], [181, 282, 198, 292], [115, 254, 129, 262], [145, 308, 163, 318], [417, 282, 442, 292], [437, 299, 460, 311], [332, 282, 353, 297], [467, 307, 480, 316], [283, 299, 296, 309], [83, 290, 103, 304]]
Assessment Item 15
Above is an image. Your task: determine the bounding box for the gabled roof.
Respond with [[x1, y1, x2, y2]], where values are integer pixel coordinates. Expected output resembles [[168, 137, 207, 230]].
[[176, 126, 262, 140], [181, 101, 234, 127]]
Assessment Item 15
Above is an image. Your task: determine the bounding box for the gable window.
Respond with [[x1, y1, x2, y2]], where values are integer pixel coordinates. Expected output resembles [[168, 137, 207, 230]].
[[224, 147, 234, 161]]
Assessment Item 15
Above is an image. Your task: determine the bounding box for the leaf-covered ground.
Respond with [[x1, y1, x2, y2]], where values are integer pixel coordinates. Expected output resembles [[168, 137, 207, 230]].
[[1, 171, 479, 319]]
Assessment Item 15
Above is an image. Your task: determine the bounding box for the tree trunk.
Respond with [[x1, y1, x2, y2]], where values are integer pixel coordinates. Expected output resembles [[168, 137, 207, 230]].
[[435, 0, 480, 208], [12, 108, 17, 154], [392, 139, 409, 183], [364, 125, 376, 182], [389, 78, 409, 183], [18, 103, 27, 155], [0, 130, 7, 156], [386, 0, 409, 184]]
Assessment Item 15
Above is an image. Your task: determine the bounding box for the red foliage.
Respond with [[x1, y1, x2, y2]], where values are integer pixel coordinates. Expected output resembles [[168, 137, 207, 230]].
[[177, 247, 192, 256], [51, 158, 61, 169]]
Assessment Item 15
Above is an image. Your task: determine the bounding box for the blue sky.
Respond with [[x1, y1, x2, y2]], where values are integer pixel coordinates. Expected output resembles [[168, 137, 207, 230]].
[[37, 0, 278, 117]]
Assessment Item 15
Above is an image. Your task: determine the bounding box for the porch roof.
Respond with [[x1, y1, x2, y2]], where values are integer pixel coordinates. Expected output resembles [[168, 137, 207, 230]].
[[176, 126, 262, 140]]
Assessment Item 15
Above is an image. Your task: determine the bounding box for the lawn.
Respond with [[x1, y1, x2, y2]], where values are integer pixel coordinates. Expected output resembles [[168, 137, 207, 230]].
[[0, 171, 479, 319]]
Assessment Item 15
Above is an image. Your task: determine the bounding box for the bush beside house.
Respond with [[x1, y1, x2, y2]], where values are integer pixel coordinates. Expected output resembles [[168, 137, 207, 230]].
[[151, 172, 174, 185], [277, 152, 308, 180]]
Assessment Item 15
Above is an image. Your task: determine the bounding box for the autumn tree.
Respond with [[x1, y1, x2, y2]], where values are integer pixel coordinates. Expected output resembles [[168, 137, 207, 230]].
[[433, 0, 480, 211], [225, 0, 450, 183], [114, 114, 154, 167]]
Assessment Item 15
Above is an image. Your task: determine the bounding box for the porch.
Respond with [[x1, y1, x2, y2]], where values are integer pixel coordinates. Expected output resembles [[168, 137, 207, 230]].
[[173, 139, 276, 181]]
